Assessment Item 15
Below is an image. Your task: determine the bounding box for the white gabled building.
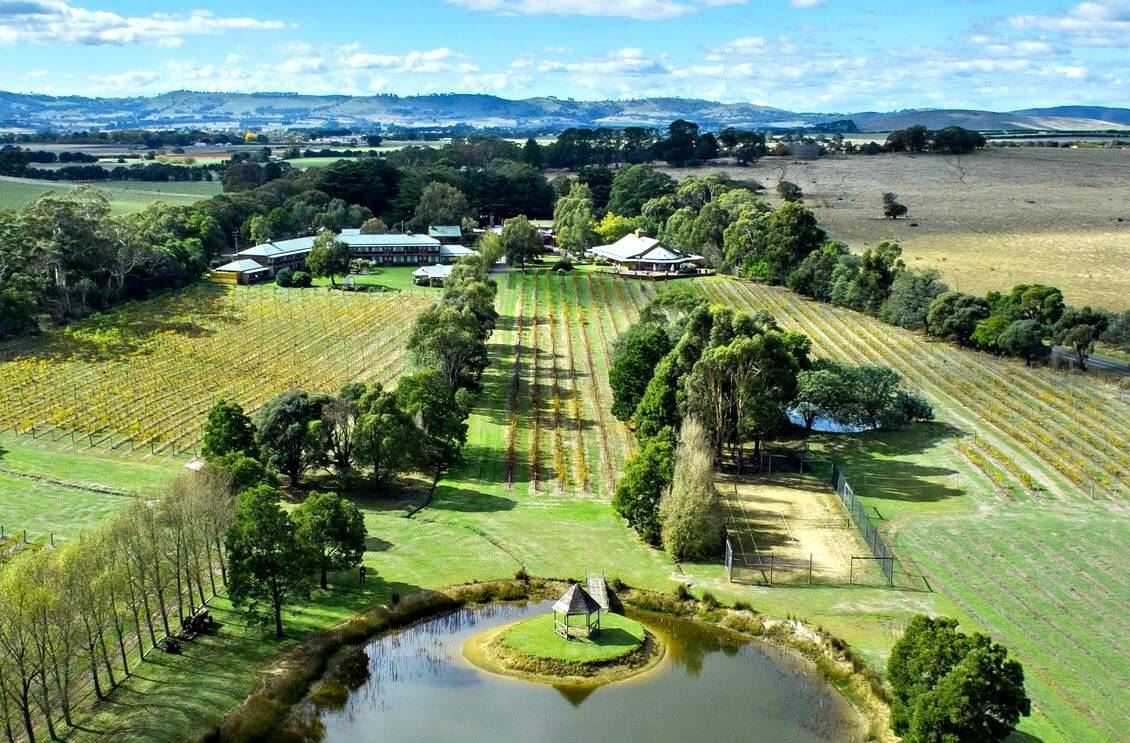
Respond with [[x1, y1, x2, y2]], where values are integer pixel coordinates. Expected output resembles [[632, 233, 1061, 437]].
[[589, 229, 705, 274]]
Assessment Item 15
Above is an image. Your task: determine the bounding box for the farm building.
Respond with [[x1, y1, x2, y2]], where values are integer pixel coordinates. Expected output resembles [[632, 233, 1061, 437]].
[[209, 258, 273, 285], [209, 228, 479, 282], [413, 264, 454, 286], [589, 230, 705, 275], [428, 225, 463, 244], [236, 236, 317, 274]]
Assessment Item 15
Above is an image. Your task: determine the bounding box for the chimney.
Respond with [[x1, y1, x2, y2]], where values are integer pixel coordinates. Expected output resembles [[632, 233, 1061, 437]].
[[634, 228, 645, 239]]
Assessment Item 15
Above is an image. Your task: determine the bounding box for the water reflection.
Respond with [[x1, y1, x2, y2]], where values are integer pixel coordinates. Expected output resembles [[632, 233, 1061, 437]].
[[289, 601, 862, 743]]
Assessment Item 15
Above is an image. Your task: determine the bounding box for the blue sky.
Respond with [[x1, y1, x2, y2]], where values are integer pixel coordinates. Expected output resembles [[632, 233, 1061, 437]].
[[0, 0, 1126, 111]]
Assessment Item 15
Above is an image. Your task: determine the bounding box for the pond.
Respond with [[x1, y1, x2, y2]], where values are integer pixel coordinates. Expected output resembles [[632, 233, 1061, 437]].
[[290, 600, 864, 743]]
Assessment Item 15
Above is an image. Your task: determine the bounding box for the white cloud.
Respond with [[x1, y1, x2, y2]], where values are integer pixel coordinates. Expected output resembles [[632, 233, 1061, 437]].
[[1008, 0, 1130, 46], [0, 0, 287, 46], [789, 0, 823, 7], [88, 70, 158, 88], [446, 0, 745, 20], [340, 47, 470, 74], [536, 48, 668, 76]]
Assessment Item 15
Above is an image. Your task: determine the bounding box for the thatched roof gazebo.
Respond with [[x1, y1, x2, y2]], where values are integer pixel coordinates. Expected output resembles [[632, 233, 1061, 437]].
[[552, 583, 602, 640]]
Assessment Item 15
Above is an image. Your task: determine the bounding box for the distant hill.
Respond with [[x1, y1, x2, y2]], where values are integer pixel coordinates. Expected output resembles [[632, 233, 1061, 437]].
[[0, 90, 1127, 133], [852, 107, 1130, 132]]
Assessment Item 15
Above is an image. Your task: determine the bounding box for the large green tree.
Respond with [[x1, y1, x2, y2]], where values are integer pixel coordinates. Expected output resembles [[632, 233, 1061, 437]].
[[880, 268, 950, 330], [293, 492, 367, 589], [612, 428, 677, 545], [723, 201, 826, 283], [255, 390, 324, 486], [354, 384, 420, 484], [927, 292, 990, 347], [1052, 306, 1109, 370], [409, 182, 471, 232], [305, 232, 351, 287], [395, 369, 469, 483], [889, 615, 1029, 741], [202, 400, 257, 460], [998, 319, 1051, 366], [607, 165, 676, 217], [609, 322, 672, 421], [499, 215, 542, 268], [407, 302, 489, 391], [226, 485, 314, 638], [553, 182, 597, 256]]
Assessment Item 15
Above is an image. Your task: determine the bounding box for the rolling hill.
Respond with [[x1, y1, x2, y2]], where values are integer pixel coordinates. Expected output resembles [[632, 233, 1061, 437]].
[[0, 90, 1126, 133]]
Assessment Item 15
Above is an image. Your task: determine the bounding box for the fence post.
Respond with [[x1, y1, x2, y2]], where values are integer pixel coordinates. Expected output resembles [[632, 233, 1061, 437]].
[[849, 558, 854, 585], [769, 555, 774, 586], [809, 553, 813, 585]]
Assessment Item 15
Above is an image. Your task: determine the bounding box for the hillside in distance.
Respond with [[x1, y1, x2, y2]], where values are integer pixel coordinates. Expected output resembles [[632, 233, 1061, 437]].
[[1, 90, 1127, 132]]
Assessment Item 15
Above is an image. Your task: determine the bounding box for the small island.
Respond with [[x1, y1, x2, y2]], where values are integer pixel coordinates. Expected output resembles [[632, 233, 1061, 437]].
[[464, 583, 664, 687]]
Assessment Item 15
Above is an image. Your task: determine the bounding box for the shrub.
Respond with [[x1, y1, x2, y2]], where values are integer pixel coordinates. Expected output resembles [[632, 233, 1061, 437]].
[[733, 599, 752, 612], [659, 418, 724, 559], [552, 257, 574, 272], [674, 583, 692, 601], [292, 271, 313, 288], [275, 267, 294, 287], [514, 567, 530, 582], [700, 591, 718, 609]]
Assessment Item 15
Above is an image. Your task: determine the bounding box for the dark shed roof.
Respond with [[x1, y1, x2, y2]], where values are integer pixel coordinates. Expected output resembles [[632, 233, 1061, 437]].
[[552, 584, 602, 615]]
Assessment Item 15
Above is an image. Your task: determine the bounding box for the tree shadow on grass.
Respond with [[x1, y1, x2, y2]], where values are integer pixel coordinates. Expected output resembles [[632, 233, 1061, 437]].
[[428, 484, 517, 514], [811, 421, 970, 506], [79, 575, 426, 742]]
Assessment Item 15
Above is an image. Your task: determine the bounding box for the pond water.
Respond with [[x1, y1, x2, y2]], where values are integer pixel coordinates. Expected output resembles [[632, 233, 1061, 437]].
[[787, 409, 873, 434], [292, 600, 862, 743]]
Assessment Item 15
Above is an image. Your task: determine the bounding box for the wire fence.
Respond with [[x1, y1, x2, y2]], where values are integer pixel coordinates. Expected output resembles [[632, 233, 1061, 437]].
[[721, 463, 914, 589], [832, 464, 895, 586]]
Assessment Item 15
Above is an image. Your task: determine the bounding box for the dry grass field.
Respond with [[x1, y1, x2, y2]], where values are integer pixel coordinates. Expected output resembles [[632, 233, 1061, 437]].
[[668, 148, 1130, 309], [719, 471, 877, 586]]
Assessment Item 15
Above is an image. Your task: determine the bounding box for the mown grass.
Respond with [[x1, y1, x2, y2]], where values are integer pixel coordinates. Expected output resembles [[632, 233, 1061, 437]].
[[6, 271, 1121, 742], [0, 435, 178, 540], [309, 266, 432, 293], [501, 613, 644, 662], [0, 179, 219, 213]]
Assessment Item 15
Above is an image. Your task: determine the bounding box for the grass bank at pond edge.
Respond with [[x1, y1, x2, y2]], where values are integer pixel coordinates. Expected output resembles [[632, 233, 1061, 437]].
[[465, 613, 663, 687], [211, 578, 893, 743]]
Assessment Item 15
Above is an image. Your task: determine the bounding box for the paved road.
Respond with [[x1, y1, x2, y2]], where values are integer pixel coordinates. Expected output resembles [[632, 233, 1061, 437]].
[[1051, 346, 1130, 375]]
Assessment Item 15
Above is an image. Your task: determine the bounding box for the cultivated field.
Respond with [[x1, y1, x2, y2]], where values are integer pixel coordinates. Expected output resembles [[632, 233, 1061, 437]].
[[1, 269, 1126, 741], [696, 277, 1130, 741], [670, 148, 1130, 309], [0, 282, 426, 459], [0, 176, 221, 212]]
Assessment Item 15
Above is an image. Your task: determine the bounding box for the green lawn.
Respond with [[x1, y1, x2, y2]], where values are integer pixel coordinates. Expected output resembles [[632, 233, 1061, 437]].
[[310, 266, 435, 293], [3, 273, 1121, 742], [0, 436, 179, 541], [0, 179, 220, 213], [286, 157, 361, 168], [501, 613, 644, 662]]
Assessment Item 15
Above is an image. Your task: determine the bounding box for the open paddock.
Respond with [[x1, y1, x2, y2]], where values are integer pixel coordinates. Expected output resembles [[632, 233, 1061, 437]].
[[665, 147, 1130, 309]]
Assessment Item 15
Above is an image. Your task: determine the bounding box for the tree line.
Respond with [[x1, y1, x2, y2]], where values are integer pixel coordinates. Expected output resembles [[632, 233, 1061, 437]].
[[0, 468, 236, 742], [608, 289, 932, 558], [0, 249, 498, 740], [561, 168, 1126, 369], [534, 120, 769, 169], [0, 136, 544, 341]]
